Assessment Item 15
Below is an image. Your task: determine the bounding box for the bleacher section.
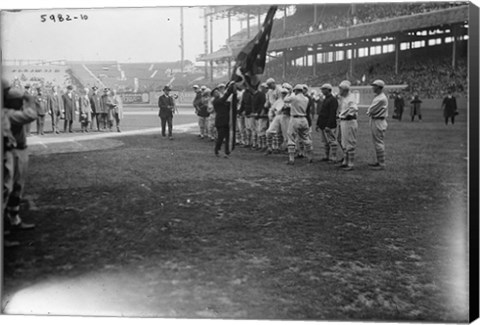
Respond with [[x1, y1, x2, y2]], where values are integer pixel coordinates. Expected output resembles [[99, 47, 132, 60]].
[[265, 42, 468, 99], [227, 2, 467, 49], [2, 65, 72, 89], [67, 61, 204, 92]]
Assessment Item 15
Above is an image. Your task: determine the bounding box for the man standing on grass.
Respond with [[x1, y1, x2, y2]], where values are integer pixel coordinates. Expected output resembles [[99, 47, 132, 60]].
[[367, 79, 389, 170], [212, 82, 235, 158], [253, 83, 268, 151], [337, 80, 358, 171], [99, 88, 115, 132], [393, 91, 405, 121], [316, 83, 338, 163], [62, 85, 76, 133], [441, 89, 458, 125], [89, 86, 101, 131], [158, 85, 175, 140], [239, 85, 255, 148], [284, 84, 313, 165], [47, 85, 63, 134], [35, 87, 48, 135], [3, 81, 38, 236], [265, 87, 289, 155], [193, 85, 207, 138]]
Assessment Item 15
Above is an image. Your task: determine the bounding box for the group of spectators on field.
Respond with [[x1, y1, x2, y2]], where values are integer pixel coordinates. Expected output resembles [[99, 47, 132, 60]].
[[15, 83, 124, 135]]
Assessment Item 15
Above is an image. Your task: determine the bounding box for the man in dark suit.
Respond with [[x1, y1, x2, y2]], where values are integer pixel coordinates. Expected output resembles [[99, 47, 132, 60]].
[[62, 85, 76, 133], [158, 85, 175, 140], [35, 87, 48, 135], [47, 85, 64, 134], [212, 82, 235, 157], [89, 86, 101, 131]]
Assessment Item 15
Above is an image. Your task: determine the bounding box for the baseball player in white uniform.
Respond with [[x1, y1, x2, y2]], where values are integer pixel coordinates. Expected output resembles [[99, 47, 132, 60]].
[[366, 79, 388, 170], [284, 84, 313, 165], [337, 80, 358, 171], [265, 87, 289, 155]]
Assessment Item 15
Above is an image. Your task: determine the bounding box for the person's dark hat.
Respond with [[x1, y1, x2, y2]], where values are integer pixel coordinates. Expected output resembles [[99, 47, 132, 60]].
[[24, 84, 31, 89], [66, 85, 73, 90], [163, 85, 172, 91], [210, 87, 219, 97], [92, 86, 98, 91]]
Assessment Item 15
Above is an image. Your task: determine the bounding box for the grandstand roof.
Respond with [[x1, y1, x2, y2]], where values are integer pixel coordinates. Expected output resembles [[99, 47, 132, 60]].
[[204, 5, 278, 20], [198, 5, 468, 62], [268, 5, 468, 51]]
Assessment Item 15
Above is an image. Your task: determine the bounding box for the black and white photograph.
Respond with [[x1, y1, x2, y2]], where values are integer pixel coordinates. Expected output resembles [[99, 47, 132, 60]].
[[1, 0, 478, 323]]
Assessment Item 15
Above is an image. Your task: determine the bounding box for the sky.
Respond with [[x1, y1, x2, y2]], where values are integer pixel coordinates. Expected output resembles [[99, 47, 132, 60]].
[[1, 0, 474, 64], [1, 5, 247, 63]]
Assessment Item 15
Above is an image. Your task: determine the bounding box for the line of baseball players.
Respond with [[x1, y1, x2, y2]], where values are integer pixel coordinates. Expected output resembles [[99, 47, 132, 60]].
[[192, 78, 389, 169]]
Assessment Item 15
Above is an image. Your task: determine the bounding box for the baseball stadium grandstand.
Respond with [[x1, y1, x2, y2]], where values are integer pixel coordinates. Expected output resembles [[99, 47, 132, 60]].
[[197, 2, 469, 101], [2, 59, 205, 93]]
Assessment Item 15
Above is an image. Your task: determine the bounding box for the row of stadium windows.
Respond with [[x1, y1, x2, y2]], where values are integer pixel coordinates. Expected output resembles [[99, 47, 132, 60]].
[[288, 35, 468, 67]]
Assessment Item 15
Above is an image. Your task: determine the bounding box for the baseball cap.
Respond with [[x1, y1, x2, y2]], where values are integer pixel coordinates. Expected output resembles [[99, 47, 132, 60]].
[[200, 85, 207, 91], [217, 83, 226, 88], [163, 85, 172, 91], [259, 82, 268, 88], [210, 87, 219, 96], [339, 80, 351, 89], [371, 79, 385, 88], [193, 85, 199, 89], [302, 84, 309, 91], [280, 88, 289, 94], [282, 83, 292, 90], [293, 84, 304, 91], [266, 78, 275, 84], [203, 88, 211, 95], [320, 83, 333, 90]]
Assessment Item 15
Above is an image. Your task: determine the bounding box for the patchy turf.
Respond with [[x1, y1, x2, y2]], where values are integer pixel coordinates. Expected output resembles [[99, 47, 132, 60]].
[[2, 109, 468, 321]]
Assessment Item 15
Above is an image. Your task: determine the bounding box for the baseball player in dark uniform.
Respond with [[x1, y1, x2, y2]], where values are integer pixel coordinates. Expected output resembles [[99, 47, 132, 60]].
[[316, 83, 338, 162]]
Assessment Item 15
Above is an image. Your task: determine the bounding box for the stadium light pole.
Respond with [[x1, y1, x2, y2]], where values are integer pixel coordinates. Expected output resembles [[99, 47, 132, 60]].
[[180, 7, 184, 73]]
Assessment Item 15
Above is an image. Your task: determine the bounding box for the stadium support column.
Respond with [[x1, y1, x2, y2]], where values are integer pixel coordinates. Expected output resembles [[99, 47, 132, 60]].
[[204, 8, 208, 80], [395, 35, 400, 75], [210, 15, 214, 82], [313, 46, 317, 77], [349, 49, 352, 77], [282, 50, 287, 80], [452, 24, 458, 69], [313, 5, 317, 25], [283, 7, 287, 37]]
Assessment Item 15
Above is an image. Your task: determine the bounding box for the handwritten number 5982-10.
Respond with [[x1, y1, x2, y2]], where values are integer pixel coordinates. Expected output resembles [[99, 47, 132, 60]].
[[40, 14, 88, 22]]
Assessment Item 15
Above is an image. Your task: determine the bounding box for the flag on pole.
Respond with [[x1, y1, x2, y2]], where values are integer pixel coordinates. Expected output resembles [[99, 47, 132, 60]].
[[228, 6, 277, 153], [231, 6, 277, 92]]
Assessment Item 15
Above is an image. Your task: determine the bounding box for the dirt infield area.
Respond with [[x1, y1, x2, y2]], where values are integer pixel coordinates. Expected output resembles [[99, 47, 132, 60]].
[[3, 109, 468, 321]]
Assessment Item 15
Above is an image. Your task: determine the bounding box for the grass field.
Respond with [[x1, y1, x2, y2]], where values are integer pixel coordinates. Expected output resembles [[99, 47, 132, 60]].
[[2, 108, 469, 321]]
